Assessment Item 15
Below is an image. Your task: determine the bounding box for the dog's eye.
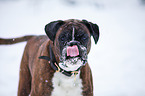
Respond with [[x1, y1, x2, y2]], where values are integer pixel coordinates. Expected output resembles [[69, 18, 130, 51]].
[[82, 37, 87, 40], [60, 36, 65, 41], [76, 34, 83, 38], [76, 33, 88, 41]]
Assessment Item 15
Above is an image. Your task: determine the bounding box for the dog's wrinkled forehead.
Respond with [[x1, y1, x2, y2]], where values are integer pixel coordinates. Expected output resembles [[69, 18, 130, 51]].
[[58, 21, 90, 37]]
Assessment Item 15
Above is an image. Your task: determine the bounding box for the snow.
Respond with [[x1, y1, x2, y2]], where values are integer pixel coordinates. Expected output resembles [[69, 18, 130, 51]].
[[45, 80, 48, 83], [0, 0, 145, 96]]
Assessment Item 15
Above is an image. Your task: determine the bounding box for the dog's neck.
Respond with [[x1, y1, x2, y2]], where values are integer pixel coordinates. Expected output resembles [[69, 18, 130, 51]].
[[49, 41, 60, 63]]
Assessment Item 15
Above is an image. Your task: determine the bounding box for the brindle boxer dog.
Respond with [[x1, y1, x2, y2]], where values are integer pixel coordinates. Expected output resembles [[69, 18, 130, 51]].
[[0, 19, 99, 96]]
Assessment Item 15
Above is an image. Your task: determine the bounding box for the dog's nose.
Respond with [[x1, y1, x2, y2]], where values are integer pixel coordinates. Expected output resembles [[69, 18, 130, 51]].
[[67, 41, 80, 46]]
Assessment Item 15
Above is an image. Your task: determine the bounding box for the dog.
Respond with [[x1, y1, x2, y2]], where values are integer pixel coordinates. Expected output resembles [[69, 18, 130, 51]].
[[0, 19, 99, 96]]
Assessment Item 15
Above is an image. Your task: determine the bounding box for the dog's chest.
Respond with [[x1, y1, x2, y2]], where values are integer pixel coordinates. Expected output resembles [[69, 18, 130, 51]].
[[51, 72, 83, 96]]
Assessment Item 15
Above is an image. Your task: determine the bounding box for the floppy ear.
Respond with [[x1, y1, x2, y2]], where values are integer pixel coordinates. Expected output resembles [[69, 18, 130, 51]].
[[82, 20, 100, 44], [45, 20, 64, 41]]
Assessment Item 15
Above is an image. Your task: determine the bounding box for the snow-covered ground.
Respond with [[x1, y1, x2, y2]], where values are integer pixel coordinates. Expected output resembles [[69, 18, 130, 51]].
[[0, 0, 145, 96]]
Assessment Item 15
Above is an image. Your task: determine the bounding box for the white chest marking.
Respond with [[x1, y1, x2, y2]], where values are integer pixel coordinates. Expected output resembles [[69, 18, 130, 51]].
[[51, 72, 83, 96]]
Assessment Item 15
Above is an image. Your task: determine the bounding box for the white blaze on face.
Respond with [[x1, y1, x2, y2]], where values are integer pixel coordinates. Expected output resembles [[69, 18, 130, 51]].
[[72, 27, 75, 41]]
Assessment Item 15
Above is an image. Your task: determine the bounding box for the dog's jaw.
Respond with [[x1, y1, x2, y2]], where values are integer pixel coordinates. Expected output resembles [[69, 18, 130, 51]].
[[59, 45, 88, 71], [51, 72, 83, 96], [59, 57, 83, 71]]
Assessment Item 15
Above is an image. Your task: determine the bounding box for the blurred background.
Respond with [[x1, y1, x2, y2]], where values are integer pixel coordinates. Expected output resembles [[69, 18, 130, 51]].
[[0, 0, 145, 96]]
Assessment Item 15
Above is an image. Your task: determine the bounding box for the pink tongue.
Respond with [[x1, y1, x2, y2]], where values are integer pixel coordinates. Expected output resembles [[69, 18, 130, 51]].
[[67, 45, 79, 57]]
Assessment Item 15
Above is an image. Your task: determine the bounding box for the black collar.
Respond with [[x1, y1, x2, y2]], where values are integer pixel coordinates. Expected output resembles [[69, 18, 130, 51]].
[[39, 45, 82, 77]]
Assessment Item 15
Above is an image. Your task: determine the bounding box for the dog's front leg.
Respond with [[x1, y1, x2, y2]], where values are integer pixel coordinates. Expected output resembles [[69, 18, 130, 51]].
[[18, 48, 31, 96], [81, 64, 93, 96]]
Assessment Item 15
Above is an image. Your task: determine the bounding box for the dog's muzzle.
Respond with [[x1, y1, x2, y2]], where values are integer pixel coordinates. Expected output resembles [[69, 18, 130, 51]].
[[59, 41, 87, 71]]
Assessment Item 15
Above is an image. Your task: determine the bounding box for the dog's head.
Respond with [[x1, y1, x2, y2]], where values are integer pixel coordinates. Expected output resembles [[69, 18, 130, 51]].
[[45, 19, 99, 71]]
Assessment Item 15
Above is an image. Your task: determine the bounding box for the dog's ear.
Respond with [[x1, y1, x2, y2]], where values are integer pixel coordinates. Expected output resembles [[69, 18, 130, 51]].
[[82, 20, 100, 44], [45, 20, 64, 41]]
